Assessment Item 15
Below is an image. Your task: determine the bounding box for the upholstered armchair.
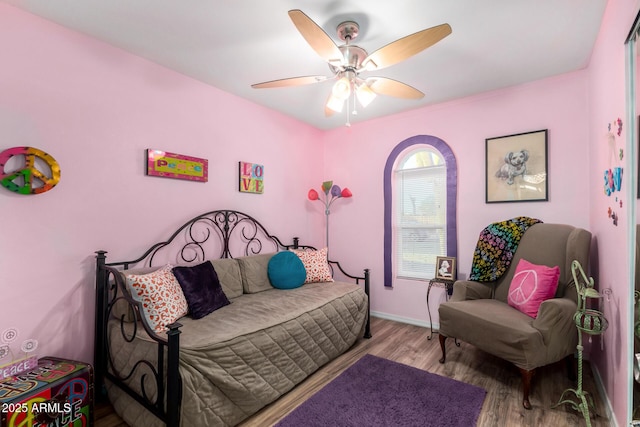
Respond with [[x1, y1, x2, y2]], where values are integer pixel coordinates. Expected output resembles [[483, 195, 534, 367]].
[[438, 223, 592, 409]]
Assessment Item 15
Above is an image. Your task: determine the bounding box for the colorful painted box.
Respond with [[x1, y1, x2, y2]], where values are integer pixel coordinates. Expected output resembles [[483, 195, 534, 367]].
[[0, 357, 93, 427]]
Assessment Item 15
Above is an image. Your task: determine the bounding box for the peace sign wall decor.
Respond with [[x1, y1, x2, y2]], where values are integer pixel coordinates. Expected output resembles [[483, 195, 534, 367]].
[[0, 147, 61, 195]]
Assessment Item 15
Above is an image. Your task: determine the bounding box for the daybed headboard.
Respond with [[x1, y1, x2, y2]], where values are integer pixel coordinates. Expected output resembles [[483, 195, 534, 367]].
[[99, 209, 298, 270], [93, 209, 370, 423]]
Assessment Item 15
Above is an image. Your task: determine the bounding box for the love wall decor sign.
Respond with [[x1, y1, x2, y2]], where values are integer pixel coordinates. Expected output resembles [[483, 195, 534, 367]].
[[238, 161, 264, 194]]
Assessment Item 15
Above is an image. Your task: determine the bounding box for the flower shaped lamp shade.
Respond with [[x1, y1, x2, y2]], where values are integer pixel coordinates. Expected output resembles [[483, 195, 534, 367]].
[[308, 181, 352, 249]]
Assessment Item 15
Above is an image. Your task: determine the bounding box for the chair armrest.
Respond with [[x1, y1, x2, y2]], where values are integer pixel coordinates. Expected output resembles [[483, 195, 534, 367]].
[[450, 280, 493, 302], [532, 297, 578, 345]]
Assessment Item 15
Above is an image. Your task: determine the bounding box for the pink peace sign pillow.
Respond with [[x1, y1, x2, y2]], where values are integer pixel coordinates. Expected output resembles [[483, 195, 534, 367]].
[[507, 259, 560, 318]]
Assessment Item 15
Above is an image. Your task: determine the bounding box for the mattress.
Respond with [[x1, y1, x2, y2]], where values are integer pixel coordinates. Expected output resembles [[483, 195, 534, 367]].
[[106, 281, 368, 426]]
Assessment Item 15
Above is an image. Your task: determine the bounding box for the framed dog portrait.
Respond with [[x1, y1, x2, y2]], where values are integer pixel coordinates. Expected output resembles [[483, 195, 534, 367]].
[[485, 129, 548, 203], [435, 256, 456, 281]]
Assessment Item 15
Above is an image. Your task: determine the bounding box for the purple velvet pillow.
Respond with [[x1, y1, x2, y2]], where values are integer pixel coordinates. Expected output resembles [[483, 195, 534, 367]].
[[172, 262, 230, 319]]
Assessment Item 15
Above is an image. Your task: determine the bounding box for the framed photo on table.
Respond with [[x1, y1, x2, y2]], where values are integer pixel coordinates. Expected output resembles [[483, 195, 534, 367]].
[[485, 129, 548, 203], [435, 256, 456, 281]]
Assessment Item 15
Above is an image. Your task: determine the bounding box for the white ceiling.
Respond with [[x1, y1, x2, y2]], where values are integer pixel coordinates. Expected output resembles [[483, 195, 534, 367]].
[[5, 0, 607, 130]]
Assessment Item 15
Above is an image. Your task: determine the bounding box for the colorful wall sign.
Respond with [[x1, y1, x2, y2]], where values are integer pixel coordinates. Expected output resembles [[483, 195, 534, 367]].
[[603, 119, 624, 226], [0, 147, 60, 195], [146, 149, 208, 182], [238, 161, 264, 194], [603, 167, 623, 196]]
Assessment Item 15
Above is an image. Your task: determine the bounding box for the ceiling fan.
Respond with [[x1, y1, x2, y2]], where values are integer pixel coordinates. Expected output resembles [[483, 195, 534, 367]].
[[252, 9, 452, 121]]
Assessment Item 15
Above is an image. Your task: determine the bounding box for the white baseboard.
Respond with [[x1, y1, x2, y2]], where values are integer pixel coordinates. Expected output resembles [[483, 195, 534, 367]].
[[370, 311, 432, 329], [590, 363, 618, 427]]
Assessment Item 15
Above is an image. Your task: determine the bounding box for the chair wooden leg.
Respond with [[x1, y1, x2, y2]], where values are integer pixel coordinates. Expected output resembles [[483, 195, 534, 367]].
[[438, 334, 447, 364], [518, 367, 535, 410]]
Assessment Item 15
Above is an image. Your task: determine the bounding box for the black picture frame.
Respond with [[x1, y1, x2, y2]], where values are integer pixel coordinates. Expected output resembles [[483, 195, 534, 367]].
[[485, 129, 548, 203]]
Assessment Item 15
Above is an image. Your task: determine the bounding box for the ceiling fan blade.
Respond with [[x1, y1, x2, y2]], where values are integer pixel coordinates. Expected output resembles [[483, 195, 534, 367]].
[[362, 23, 452, 71], [252, 75, 329, 89], [367, 77, 425, 99], [288, 9, 343, 64]]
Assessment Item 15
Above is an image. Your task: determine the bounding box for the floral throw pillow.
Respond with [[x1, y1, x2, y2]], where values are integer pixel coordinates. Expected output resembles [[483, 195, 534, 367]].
[[125, 265, 189, 334], [291, 248, 334, 283]]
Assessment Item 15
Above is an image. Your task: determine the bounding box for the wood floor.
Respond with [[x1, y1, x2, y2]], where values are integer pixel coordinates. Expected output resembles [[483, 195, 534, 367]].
[[95, 317, 611, 426]]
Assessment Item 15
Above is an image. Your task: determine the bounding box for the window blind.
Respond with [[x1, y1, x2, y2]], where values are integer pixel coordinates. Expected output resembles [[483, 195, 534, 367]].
[[395, 165, 446, 279]]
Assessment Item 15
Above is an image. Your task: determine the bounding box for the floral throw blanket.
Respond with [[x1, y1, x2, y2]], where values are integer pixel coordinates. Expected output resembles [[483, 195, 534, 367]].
[[468, 216, 542, 282]]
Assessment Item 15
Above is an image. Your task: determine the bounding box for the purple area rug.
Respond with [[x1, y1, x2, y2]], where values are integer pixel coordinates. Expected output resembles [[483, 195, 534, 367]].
[[275, 354, 486, 427]]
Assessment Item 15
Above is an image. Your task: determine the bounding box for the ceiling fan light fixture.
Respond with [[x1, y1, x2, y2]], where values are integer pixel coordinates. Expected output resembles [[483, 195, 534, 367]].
[[356, 82, 376, 107], [332, 76, 352, 100], [326, 94, 345, 113], [252, 10, 452, 124]]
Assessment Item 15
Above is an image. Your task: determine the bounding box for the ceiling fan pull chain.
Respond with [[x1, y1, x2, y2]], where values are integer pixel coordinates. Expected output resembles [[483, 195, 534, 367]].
[[352, 90, 358, 116], [346, 97, 351, 127]]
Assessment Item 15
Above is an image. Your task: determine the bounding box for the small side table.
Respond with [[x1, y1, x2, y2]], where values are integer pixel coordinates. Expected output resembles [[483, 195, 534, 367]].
[[427, 278, 455, 340]]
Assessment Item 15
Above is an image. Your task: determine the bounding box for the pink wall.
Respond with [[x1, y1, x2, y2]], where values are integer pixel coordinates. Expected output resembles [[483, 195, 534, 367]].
[[321, 1, 639, 424], [2, 1, 639, 424], [0, 5, 324, 364], [587, 0, 639, 425], [322, 72, 590, 327]]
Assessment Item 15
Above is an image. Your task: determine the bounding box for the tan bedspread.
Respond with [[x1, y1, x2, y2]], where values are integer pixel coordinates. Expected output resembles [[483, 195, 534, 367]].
[[107, 281, 368, 426]]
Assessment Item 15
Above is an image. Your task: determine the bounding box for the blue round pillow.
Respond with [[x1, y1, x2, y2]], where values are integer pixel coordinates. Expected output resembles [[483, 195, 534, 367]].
[[268, 251, 307, 289]]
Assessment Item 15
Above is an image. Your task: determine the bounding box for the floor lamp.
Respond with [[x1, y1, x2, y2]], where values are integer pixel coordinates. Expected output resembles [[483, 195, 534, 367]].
[[552, 260, 608, 427], [307, 181, 352, 250]]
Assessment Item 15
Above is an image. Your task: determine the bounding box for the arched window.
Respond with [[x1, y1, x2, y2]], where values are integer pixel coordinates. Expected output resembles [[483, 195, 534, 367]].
[[383, 135, 457, 287]]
